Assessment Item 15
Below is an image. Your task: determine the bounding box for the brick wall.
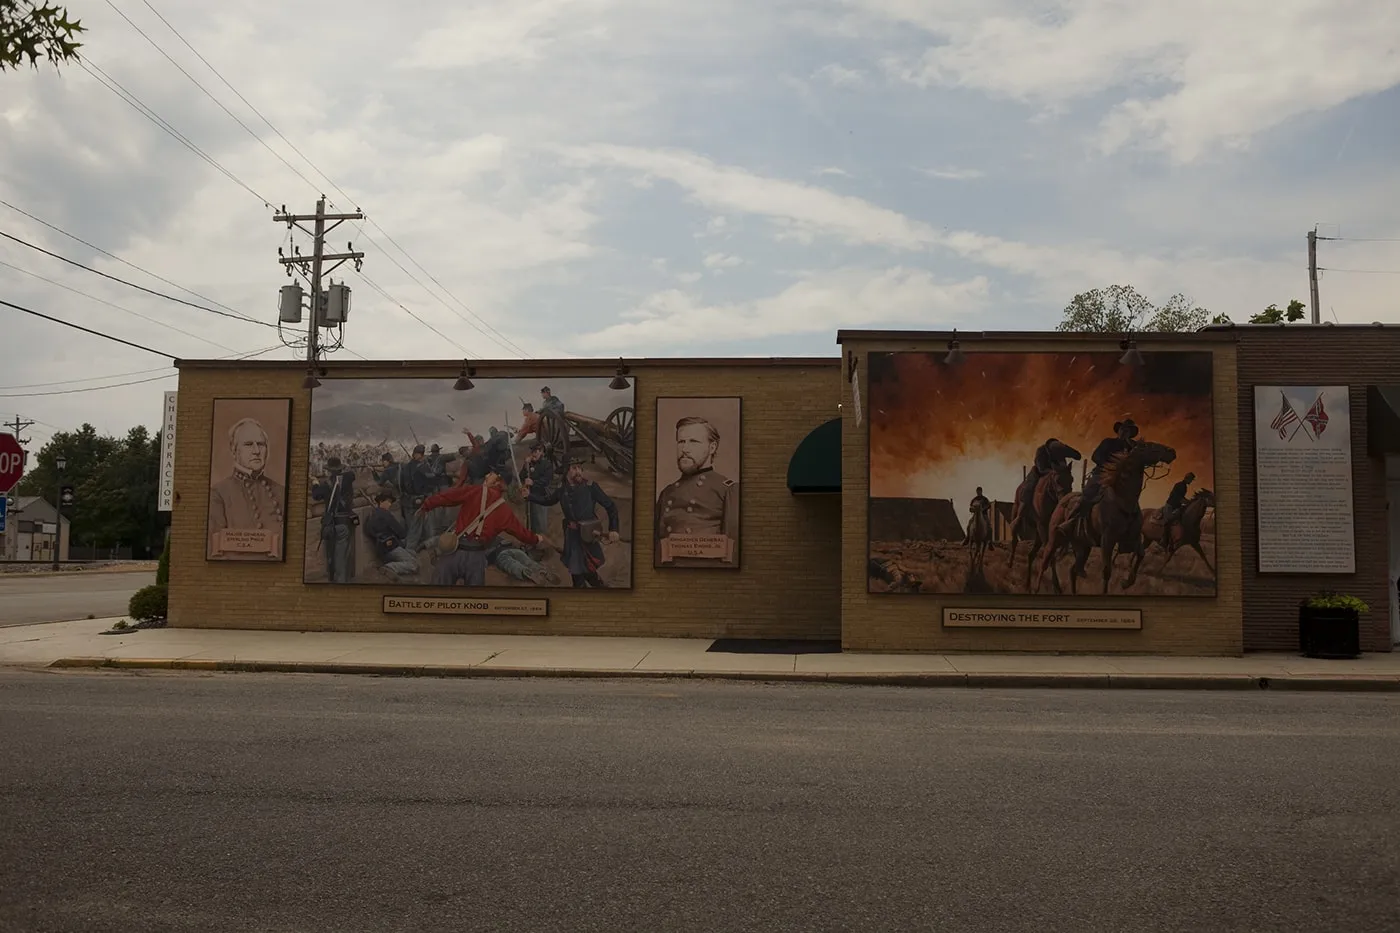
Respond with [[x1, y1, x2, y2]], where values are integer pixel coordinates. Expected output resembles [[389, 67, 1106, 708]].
[[169, 359, 842, 640], [838, 335, 1244, 656], [1234, 326, 1399, 652]]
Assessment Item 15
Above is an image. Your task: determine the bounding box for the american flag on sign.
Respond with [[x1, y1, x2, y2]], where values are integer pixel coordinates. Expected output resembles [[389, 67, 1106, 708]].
[[1270, 391, 1300, 439], [1303, 393, 1329, 438]]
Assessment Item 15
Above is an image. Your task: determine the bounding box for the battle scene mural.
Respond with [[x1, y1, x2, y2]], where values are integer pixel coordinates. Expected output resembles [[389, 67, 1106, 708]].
[[867, 350, 1217, 597], [305, 377, 636, 588]]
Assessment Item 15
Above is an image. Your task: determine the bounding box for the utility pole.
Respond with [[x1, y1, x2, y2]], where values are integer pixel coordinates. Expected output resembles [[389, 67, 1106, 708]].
[[1307, 227, 1321, 325], [4, 415, 33, 449], [274, 197, 365, 362]]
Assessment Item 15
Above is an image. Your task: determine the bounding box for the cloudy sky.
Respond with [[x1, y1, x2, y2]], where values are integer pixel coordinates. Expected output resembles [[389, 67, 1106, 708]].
[[2, 0, 1398, 447]]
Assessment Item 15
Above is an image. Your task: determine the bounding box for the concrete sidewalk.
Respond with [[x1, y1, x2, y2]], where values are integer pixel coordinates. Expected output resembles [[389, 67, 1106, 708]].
[[3, 618, 1398, 690]]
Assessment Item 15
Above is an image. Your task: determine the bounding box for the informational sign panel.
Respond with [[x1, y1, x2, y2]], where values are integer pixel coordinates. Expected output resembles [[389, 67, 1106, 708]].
[[382, 596, 548, 616], [0, 496, 7, 534], [943, 608, 1142, 629], [157, 391, 177, 512], [1254, 385, 1355, 573]]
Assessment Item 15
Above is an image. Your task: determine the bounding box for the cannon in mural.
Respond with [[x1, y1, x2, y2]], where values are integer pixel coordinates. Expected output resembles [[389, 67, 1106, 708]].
[[536, 405, 635, 476]]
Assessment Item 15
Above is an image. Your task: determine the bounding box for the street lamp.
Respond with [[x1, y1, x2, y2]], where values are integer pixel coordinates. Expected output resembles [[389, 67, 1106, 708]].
[[52, 455, 66, 570]]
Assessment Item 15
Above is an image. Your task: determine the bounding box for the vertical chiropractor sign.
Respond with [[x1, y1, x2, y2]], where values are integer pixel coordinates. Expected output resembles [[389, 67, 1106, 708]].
[[158, 391, 177, 512]]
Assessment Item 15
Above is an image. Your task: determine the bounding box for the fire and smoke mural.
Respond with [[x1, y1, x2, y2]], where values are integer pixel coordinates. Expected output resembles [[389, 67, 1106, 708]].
[[867, 350, 1217, 597], [305, 377, 636, 589]]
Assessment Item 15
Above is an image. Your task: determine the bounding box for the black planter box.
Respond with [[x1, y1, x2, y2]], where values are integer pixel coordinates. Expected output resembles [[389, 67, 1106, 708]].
[[1298, 606, 1361, 659]]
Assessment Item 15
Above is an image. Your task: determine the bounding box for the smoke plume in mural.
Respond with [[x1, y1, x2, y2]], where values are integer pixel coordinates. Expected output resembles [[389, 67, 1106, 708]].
[[868, 350, 1217, 597], [305, 377, 635, 589]]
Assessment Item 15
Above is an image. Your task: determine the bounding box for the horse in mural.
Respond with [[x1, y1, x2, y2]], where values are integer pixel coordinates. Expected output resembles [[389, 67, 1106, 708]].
[[1007, 456, 1078, 591], [966, 507, 992, 577], [1137, 488, 1216, 578], [1034, 439, 1177, 595]]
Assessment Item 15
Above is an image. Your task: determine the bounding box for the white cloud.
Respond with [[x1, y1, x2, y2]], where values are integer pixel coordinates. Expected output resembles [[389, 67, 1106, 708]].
[[406, 0, 618, 70], [816, 166, 852, 177], [848, 0, 1400, 162], [579, 267, 990, 352], [920, 166, 984, 180], [814, 63, 867, 87], [702, 252, 744, 269], [676, 271, 703, 283]]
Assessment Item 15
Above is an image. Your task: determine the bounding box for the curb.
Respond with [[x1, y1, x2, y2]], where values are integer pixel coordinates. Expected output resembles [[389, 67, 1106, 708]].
[[41, 657, 1400, 691]]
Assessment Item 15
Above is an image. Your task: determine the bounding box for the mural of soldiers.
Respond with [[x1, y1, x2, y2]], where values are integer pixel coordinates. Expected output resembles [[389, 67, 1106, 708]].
[[418, 471, 552, 586], [373, 453, 402, 494], [363, 490, 418, 580], [868, 557, 921, 593], [529, 462, 620, 587], [540, 386, 565, 415], [401, 444, 436, 552], [1161, 471, 1196, 536], [961, 486, 991, 545], [655, 416, 737, 545], [311, 456, 357, 583], [467, 430, 517, 486], [1059, 418, 1139, 533], [521, 442, 555, 535], [208, 417, 286, 551], [515, 403, 541, 442], [1011, 437, 1079, 528]]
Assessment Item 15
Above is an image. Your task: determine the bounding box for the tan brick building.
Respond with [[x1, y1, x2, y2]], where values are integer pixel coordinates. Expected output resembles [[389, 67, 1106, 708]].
[[166, 326, 1400, 656]]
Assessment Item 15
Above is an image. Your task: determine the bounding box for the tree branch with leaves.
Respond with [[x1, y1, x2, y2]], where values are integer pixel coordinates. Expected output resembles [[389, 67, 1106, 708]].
[[1, 1, 84, 73], [1056, 284, 1224, 333]]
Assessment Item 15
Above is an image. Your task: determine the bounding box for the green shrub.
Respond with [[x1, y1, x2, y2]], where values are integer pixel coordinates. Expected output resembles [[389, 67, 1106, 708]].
[[156, 535, 171, 586], [1303, 592, 1369, 613], [128, 584, 168, 622]]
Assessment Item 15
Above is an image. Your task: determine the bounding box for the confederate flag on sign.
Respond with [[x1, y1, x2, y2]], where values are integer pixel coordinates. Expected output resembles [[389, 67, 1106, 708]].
[[1303, 394, 1329, 438]]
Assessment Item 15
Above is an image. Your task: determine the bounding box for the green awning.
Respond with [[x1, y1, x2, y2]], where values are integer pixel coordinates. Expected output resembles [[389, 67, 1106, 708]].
[[787, 418, 841, 494], [1368, 386, 1400, 455]]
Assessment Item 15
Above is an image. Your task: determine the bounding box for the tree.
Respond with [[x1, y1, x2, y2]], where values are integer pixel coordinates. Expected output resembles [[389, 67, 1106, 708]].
[[15, 423, 166, 557], [1209, 299, 1308, 326], [1, 1, 84, 73], [1056, 285, 1222, 333]]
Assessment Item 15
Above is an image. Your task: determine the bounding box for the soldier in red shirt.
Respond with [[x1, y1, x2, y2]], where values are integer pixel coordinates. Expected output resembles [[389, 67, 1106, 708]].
[[418, 471, 552, 586]]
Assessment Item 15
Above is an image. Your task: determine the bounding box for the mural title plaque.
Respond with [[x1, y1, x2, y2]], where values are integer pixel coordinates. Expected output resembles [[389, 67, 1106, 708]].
[[943, 608, 1141, 629], [382, 596, 548, 617]]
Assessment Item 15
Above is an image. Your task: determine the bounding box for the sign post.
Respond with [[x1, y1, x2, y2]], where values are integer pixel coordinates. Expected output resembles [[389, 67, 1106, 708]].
[[0, 433, 24, 494]]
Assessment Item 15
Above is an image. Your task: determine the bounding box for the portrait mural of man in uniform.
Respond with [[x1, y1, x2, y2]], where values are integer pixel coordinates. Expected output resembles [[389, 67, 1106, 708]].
[[654, 397, 740, 569], [206, 397, 292, 561], [867, 351, 1216, 598], [304, 376, 635, 588]]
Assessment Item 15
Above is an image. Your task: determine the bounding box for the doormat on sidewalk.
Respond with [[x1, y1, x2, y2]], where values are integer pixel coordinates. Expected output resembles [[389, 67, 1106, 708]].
[[707, 638, 842, 655]]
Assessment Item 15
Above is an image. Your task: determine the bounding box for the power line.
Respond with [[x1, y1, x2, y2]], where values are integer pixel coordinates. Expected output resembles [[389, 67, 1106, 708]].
[[354, 270, 471, 355], [0, 229, 274, 328], [77, 58, 274, 208], [130, 0, 530, 359], [0, 198, 256, 320], [0, 345, 284, 398], [1319, 267, 1400, 275], [104, 0, 324, 196], [1, 299, 177, 358], [0, 258, 240, 352], [0, 346, 284, 390], [1317, 236, 1400, 243]]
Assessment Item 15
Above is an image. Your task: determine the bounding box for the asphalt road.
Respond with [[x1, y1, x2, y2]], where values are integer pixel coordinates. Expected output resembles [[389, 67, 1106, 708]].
[[1, 673, 1397, 933], [0, 571, 154, 625]]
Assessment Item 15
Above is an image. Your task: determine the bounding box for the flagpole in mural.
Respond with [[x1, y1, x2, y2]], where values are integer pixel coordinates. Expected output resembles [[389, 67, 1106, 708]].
[[865, 350, 1218, 599]]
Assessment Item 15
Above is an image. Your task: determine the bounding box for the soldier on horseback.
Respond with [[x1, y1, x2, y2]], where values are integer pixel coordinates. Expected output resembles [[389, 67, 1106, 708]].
[[1058, 417, 1139, 535], [961, 486, 991, 545], [1011, 438, 1078, 528], [1160, 471, 1195, 546]]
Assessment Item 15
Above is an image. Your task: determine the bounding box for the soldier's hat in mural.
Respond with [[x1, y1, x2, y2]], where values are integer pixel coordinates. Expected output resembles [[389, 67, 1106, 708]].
[[412, 444, 426, 454], [326, 456, 342, 470], [430, 443, 441, 453], [1113, 418, 1139, 437]]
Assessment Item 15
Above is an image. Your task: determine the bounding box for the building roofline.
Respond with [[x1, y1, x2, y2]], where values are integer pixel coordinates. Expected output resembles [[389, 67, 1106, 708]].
[[835, 329, 1235, 343], [175, 356, 840, 371]]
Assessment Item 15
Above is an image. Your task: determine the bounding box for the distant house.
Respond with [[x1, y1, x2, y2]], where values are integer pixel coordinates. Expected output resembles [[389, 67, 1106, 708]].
[[2, 497, 71, 563]]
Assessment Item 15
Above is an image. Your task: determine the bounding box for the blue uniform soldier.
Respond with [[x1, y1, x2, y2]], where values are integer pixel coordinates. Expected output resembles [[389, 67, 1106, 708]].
[[310, 456, 357, 583], [529, 462, 621, 587]]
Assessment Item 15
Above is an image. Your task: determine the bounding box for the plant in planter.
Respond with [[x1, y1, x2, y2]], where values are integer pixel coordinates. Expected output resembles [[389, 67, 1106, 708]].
[[1298, 591, 1368, 659]]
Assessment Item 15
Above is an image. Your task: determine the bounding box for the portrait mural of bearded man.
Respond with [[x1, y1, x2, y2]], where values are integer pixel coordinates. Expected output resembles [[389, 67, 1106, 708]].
[[304, 376, 635, 588], [654, 397, 741, 569], [867, 351, 1216, 598], [206, 397, 292, 561]]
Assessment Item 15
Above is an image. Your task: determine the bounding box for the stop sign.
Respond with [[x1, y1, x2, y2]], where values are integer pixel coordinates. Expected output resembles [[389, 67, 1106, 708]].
[[0, 433, 24, 494]]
